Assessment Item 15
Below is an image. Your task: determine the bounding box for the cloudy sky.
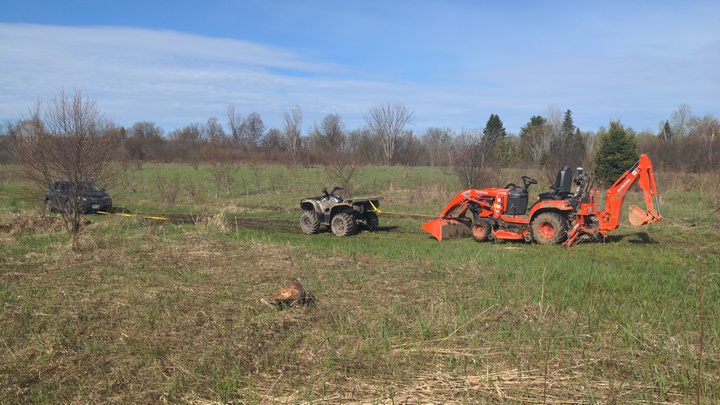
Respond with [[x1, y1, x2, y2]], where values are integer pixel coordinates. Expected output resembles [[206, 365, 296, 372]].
[[1, 1, 718, 134]]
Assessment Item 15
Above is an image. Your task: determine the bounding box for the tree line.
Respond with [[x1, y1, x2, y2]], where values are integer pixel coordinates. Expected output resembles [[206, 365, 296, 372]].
[[1, 91, 717, 177]]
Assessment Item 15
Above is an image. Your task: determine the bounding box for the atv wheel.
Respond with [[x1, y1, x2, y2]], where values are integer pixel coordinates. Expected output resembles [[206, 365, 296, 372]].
[[472, 219, 491, 242], [331, 213, 357, 237], [300, 210, 320, 234], [359, 211, 379, 232], [531, 212, 568, 244]]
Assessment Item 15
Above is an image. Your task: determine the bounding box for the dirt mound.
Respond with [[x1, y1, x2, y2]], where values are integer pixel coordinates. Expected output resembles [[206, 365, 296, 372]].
[[0, 213, 66, 234]]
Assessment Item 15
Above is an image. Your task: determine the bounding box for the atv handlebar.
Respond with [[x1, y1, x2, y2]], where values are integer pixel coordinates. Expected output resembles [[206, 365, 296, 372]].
[[322, 186, 344, 198]]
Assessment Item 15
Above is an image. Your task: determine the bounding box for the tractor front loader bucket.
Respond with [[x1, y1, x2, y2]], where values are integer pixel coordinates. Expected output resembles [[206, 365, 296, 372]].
[[628, 205, 662, 226], [422, 218, 472, 241]]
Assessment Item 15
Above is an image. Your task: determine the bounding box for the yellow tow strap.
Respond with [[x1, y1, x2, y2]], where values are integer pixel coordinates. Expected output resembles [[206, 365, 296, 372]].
[[366, 201, 436, 218], [96, 211, 169, 221]]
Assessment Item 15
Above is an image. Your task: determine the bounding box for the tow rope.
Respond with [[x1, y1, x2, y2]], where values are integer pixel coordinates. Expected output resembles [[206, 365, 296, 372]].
[[96, 211, 169, 221], [368, 200, 437, 219]]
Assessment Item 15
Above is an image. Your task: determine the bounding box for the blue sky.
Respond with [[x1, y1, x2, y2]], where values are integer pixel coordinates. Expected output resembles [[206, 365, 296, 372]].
[[1, 1, 718, 135]]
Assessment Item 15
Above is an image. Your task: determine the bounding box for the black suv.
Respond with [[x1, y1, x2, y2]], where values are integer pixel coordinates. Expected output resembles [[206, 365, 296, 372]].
[[45, 179, 113, 214]]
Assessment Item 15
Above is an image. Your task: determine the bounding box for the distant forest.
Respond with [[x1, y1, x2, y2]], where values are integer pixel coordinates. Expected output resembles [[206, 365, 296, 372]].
[[1, 102, 717, 174]]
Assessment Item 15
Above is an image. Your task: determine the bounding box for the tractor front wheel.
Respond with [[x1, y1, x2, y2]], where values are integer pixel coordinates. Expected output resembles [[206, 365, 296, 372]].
[[331, 213, 357, 237], [472, 219, 492, 242], [531, 212, 568, 245], [300, 210, 320, 234]]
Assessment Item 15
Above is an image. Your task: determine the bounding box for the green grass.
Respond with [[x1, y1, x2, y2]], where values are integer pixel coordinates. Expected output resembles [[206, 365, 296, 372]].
[[1, 163, 718, 403]]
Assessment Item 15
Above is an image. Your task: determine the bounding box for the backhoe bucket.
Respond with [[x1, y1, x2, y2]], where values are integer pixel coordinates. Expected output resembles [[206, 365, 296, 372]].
[[628, 205, 659, 226], [422, 218, 472, 241]]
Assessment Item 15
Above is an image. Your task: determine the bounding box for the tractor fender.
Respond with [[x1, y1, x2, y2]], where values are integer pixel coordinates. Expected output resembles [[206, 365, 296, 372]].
[[528, 200, 574, 221], [529, 208, 572, 223], [528, 200, 573, 214]]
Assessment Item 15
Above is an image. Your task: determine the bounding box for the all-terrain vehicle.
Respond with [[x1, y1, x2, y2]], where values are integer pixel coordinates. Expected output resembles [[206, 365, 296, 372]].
[[300, 187, 382, 236]]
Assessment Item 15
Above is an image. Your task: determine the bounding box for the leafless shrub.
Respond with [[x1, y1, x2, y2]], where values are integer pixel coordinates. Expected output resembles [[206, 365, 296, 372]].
[[157, 173, 180, 205], [208, 163, 240, 198], [324, 153, 362, 194], [8, 88, 122, 246], [248, 163, 265, 195], [185, 181, 207, 206], [269, 170, 288, 193]]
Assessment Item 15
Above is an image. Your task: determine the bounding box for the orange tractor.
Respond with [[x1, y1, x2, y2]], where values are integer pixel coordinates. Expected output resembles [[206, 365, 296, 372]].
[[422, 154, 662, 246]]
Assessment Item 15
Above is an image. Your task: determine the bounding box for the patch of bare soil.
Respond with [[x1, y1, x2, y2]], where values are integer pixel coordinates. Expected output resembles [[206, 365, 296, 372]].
[[149, 213, 300, 233]]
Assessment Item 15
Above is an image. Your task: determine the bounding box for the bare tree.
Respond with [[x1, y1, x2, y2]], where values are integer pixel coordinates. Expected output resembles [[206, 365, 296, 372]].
[[422, 127, 454, 167], [365, 103, 414, 165], [227, 104, 243, 145], [453, 129, 495, 188], [10, 88, 121, 242], [261, 128, 286, 150], [170, 122, 205, 167], [687, 113, 719, 170], [305, 113, 346, 155], [671, 103, 692, 138], [241, 112, 266, 149], [126, 121, 164, 163], [283, 106, 302, 155], [205, 116, 226, 144], [545, 105, 563, 137]]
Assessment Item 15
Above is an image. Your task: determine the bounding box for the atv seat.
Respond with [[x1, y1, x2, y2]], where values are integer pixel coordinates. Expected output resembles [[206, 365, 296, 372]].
[[538, 166, 573, 200]]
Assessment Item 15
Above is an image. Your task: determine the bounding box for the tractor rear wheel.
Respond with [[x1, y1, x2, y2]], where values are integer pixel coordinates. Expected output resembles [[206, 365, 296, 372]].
[[472, 219, 491, 242], [531, 212, 568, 244], [331, 213, 357, 237], [300, 210, 320, 234]]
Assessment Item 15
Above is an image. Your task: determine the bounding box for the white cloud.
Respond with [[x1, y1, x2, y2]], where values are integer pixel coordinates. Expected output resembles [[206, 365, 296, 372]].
[[0, 23, 365, 129], [1, 20, 718, 134]]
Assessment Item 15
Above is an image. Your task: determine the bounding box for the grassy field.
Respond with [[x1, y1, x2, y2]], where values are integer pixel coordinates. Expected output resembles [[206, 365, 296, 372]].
[[1, 163, 718, 404]]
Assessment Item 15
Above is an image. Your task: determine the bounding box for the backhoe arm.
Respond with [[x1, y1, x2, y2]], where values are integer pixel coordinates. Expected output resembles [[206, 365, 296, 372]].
[[601, 154, 662, 232]]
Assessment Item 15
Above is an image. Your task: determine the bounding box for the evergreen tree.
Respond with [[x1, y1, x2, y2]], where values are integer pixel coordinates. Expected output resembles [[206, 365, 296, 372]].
[[659, 120, 673, 143], [520, 116, 547, 135], [548, 109, 586, 169], [561, 109, 575, 137], [482, 114, 508, 165], [593, 121, 638, 184], [482, 114, 506, 148], [519, 115, 549, 162]]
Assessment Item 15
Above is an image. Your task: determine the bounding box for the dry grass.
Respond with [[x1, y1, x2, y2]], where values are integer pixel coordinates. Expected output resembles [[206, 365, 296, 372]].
[[1, 165, 719, 404]]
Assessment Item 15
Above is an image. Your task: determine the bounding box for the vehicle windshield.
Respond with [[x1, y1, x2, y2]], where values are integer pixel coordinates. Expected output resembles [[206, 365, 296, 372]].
[[80, 181, 101, 192]]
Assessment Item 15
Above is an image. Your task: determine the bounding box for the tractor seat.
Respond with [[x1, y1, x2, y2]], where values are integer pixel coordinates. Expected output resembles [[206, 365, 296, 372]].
[[538, 166, 573, 200]]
